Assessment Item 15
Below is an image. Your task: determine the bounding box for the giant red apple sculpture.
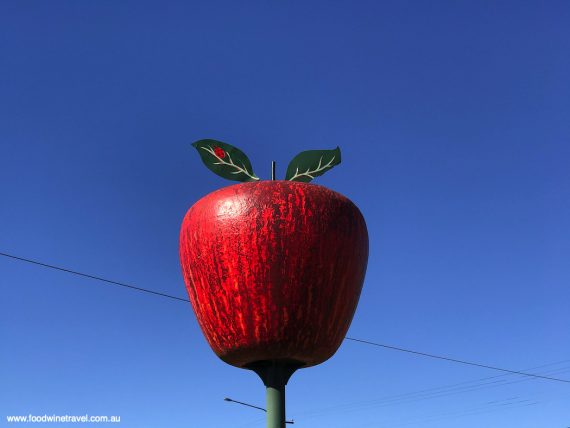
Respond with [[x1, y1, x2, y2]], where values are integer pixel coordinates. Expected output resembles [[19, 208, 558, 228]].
[[179, 140, 368, 426]]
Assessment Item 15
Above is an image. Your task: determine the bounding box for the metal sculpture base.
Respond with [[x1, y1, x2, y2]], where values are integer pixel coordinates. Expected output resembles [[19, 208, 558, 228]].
[[246, 361, 303, 428]]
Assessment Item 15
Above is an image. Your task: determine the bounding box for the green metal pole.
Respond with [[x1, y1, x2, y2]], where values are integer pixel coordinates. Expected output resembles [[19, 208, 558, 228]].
[[266, 382, 285, 428], [248, 361, 299, 428]]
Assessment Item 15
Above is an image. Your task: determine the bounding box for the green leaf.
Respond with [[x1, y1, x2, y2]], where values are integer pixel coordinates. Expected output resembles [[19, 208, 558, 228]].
[[191, 139, 259, 182], [285, 147, 341, 182]]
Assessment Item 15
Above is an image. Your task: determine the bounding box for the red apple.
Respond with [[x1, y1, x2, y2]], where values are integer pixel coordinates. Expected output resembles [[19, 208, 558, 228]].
[[179, 180, 368, 368]]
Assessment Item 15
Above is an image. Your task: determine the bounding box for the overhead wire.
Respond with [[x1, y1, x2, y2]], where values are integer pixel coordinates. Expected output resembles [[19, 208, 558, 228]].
[[297, 363, 570, 420], [0, 251, 188, 302], [2, 250, 569, 385], [345, 337, 570, 383], [365, 399, 543, 428]]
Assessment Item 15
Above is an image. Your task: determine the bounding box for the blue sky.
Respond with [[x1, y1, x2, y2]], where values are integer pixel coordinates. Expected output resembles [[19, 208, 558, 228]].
[[1, 1, 569, 427]]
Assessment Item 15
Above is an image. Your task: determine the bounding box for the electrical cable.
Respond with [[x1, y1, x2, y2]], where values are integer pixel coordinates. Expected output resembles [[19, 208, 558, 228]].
[[345, 337, 570, 383], [298, 365, 570, 420], [2, 250, 569, 385], [0, 251, 189, 302]]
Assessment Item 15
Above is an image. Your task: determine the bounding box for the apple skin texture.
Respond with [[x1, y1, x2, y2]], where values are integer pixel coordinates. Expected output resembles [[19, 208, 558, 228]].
[[179, 181, 368, 368]]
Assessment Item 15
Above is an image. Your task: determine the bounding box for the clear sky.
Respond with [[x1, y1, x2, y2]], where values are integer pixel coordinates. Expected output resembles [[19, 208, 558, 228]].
[[1, 1, 569, 427]]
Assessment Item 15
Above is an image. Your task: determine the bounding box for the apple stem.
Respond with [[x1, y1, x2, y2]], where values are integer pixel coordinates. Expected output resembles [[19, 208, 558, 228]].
[[271, 161, 276, 181]]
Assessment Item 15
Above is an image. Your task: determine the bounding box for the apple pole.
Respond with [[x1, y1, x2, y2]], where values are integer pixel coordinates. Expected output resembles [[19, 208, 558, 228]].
[[266, 383, 285, 428], [248, 362, 299, 428]]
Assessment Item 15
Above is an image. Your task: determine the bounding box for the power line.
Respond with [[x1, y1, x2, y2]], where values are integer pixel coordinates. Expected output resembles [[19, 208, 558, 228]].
[[297, 363, 570, 420], [2, 250, 569, 384], [344, 338, 570, 384], [364, 398, 543, 428], [298, 363, 569, 417], [0, 252, 189, 303]]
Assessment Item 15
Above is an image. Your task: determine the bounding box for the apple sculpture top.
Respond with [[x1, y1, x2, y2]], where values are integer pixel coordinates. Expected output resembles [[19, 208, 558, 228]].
[[179, 139, 368, 371]]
